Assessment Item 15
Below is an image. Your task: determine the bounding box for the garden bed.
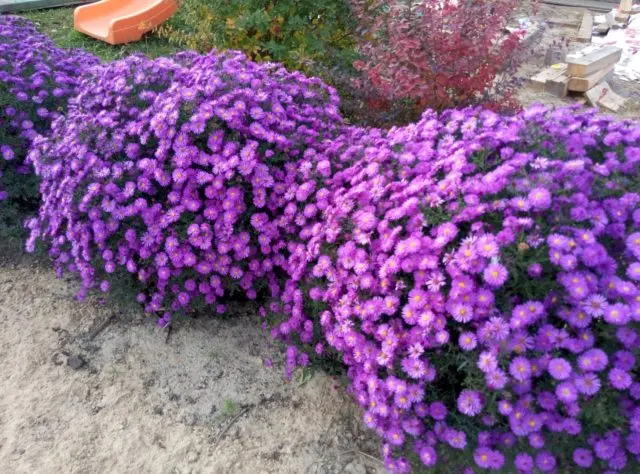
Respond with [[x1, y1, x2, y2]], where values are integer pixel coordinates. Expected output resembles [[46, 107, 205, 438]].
[[1, 4, 639, 474]]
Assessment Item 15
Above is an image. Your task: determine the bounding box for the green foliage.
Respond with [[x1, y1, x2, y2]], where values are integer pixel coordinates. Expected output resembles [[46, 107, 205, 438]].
[[156, 0, 357, 75], [221, 399, 239, 417], [0, 61, 39, 241], [23, 8, 180, 61]]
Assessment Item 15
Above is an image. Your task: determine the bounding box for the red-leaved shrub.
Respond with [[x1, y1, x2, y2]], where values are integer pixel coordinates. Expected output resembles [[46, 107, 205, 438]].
[[350, 0, 529, 114]]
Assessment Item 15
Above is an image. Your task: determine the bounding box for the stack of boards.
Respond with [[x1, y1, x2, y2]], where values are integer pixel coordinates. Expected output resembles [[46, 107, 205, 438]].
[[577, 0, 635, 41], [530, 45, 625, 112]]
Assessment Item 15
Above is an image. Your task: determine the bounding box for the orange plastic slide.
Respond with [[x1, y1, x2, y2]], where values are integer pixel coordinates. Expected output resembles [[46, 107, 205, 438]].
[[74, 0, 178, 45]]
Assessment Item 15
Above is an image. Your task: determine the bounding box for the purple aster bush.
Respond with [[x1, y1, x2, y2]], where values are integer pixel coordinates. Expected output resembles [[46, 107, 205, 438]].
[[26, 49, 342, 320], [262, 105, 640, 472], [18, 22, 640, 471], [0, 16, 98, 220]]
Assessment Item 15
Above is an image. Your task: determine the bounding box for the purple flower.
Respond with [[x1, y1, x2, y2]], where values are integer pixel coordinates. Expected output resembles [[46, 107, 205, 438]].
[[429, 401, 448, 421], [609, 368, 632, 390], [514, 452, 534, 472], [497, 400, 512, 416], [528, 187, 551, 210], [473, 447, 493, 469], [535, 451, 556, 472], [459, 332, 478, 351], [627, 262, 640, 281], [595, 439, 616, 460], [627, 232, 640, 258], [575, 373, 601, 396], [527, 262, 542, 278], [578, 349, 609, 372], [509, 356, 531, 381], [573, 448, 593, 468], [483, 263, 508, 287], [418, 445, 437, 467], [1, 145, 15, 161], [457, 390, 483, 416], [556, 381, 578, 403], [548, 358, 572, 380], [603, 303, 631, 325]]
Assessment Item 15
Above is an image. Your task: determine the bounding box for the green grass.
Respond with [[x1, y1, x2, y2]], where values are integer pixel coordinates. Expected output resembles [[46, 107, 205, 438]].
[[22, 7, 180, 60], [221, 399, 239, 417]]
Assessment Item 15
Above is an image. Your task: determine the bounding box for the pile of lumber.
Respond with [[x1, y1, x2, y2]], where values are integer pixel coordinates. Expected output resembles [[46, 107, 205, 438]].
[[575, 1, 636, 42], [616, 0, 634, 23], [566, 45, 622, 91], [530, 45, 626, 112]]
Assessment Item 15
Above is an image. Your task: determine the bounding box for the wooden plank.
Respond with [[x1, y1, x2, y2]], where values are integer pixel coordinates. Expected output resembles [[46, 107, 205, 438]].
[[546, 74, 570, 97], [615, 12, 630, 22], [598, 91, 626, 112], [619, 0, 633, 13], [541, 1, 623, 13], [566, 46, 622, 77], [576, 11, 593, 43], [548, 17, 582, 27], [586, 81, 626, 112], [568, 63, 615, 92], [530, 64, 568, 91]]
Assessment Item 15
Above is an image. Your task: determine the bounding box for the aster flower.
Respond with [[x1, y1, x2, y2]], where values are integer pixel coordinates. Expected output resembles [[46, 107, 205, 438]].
[[603, 303, 631, 325], [627, 262, 640, 281], [457, 390, 484, 416], [509, 356, 531, 381], [556, 381, 578, 403], [485, 369, 508, 390], [528, 187, 551, 210], [626, 232, 640, 258], [449, 302, 474, 323], [459, 332, 477, 351], [401, 357, 426, 380], [418, 445, 437, 467], [446, 429, 467, 449], [483, 263, 508, 287], [535, 451, 556, 472], [609, 368, 632, 390], [476, 234, 499, 258], [575, 373, 601, 396], [514, 453, 534, 472], [594, 439, 616, 460], [477, 351, 498, 373], [573, 448, 594, 468], [429, 401, 447, 421], [474, 447, 504, 470], [548, 358, 572, 380], [579, 348, 609, 372], [527, 262, 542, 278], [497, 400, 513, 416]]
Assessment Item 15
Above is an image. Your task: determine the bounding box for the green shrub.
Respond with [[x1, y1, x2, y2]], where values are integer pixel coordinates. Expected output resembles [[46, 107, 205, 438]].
[[156, 0, 357, 75]]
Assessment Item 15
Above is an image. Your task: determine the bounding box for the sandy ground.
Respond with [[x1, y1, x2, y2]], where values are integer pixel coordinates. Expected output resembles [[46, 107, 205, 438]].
[[0, 251, 384, 474]]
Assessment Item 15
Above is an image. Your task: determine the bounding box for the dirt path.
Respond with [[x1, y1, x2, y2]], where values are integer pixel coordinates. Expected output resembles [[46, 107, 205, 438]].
[[0, 254, 383, 474]]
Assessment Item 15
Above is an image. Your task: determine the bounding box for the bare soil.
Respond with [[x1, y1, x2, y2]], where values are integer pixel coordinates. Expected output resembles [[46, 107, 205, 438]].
[[0, 250, 384, 474]]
